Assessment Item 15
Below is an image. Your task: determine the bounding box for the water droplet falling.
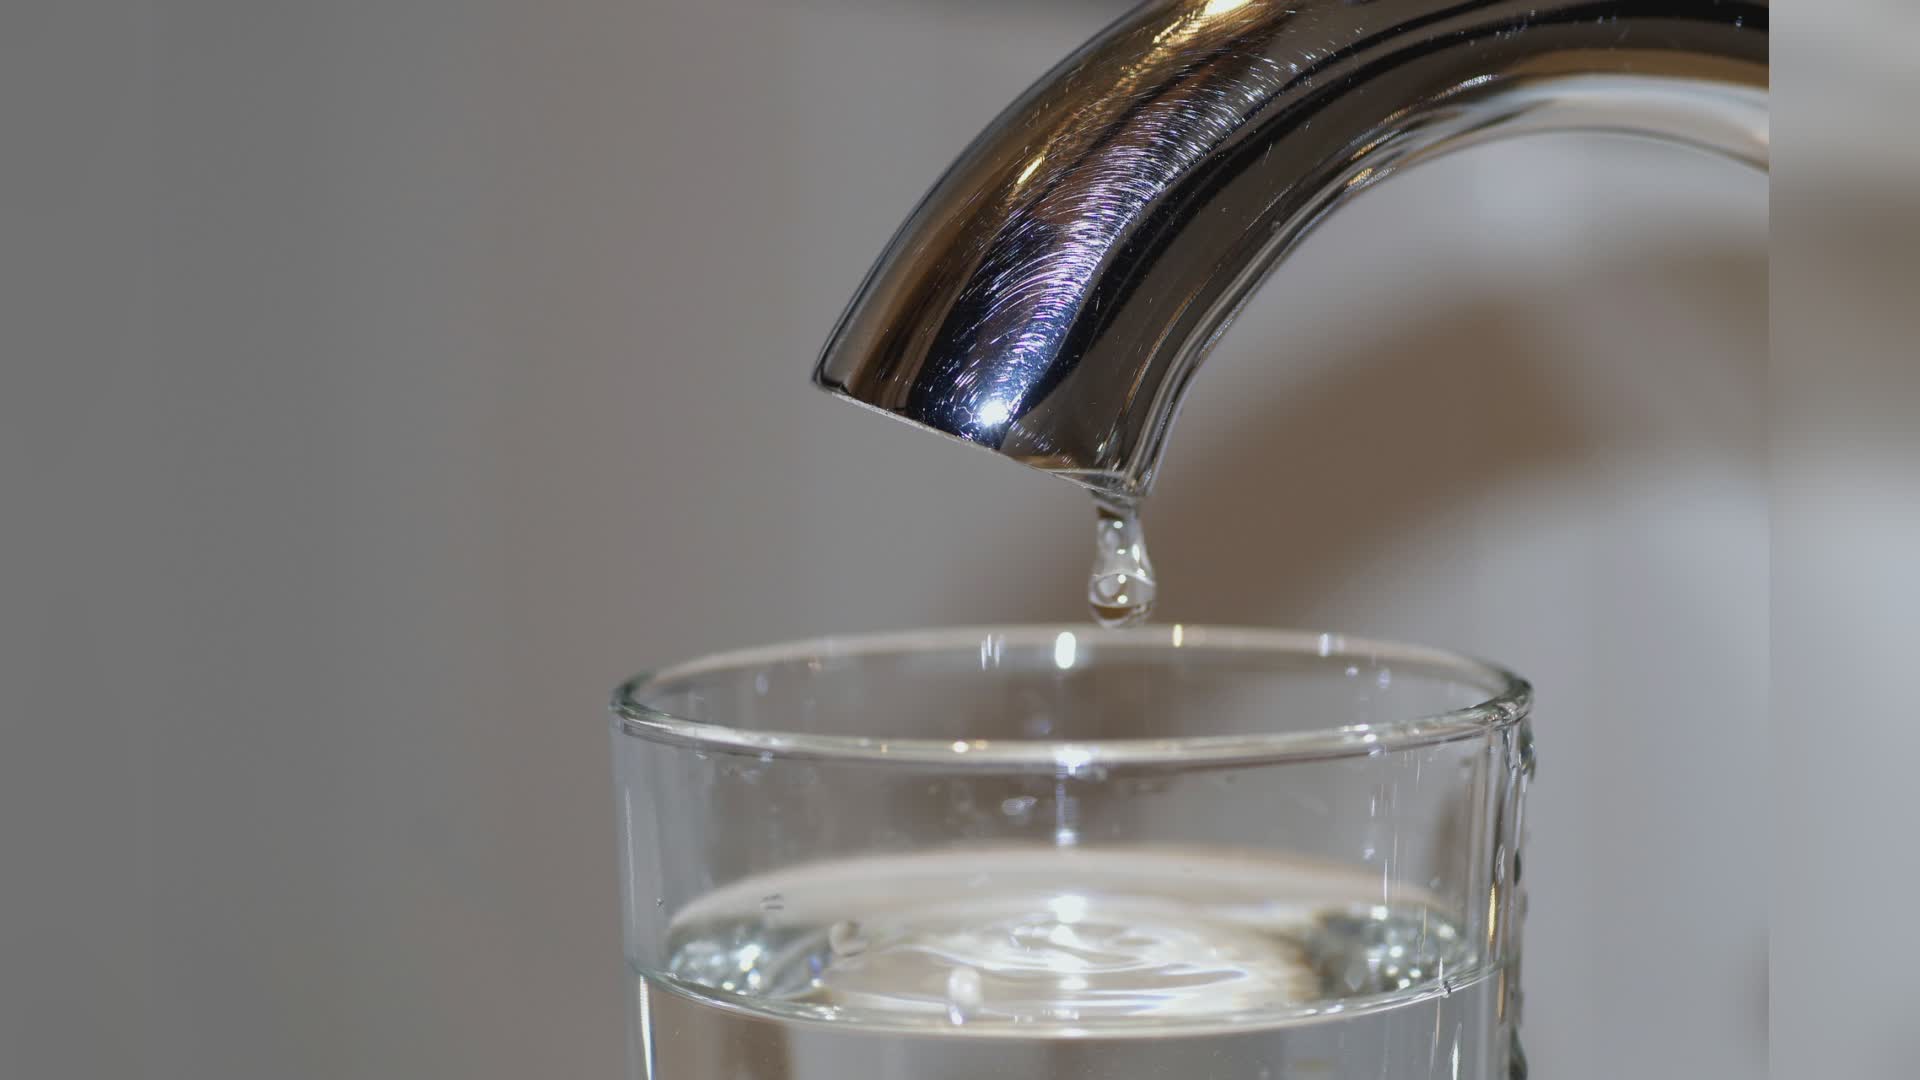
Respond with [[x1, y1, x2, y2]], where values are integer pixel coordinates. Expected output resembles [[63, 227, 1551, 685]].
[[1088, 495, 1156, 627], [828, 920, 868, 957], [946, 964, 983, 1024]]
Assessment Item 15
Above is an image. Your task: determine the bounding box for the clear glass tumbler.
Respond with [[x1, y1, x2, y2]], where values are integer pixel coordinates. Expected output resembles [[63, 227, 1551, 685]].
[[611, 626, 1533, 1080]]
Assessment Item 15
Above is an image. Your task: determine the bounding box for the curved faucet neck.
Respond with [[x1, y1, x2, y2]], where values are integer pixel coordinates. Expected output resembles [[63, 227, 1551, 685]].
[[814, 0, 1768, 499]]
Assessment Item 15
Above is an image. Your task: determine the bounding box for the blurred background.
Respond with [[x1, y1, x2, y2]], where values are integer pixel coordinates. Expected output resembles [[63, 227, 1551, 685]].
[[10, 1, 1863, 1077]]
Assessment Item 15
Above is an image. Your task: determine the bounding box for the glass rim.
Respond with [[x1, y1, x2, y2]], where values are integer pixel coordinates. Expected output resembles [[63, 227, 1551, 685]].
[[611, 625, 1531, 771]]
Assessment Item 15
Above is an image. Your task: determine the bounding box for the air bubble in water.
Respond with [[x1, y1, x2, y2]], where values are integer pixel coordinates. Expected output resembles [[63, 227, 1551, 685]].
[[1088, 495, 1156, 627]]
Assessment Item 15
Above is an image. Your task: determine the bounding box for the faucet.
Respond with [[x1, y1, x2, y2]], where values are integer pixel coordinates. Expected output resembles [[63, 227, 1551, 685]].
[[814, 0, 1767, 500]]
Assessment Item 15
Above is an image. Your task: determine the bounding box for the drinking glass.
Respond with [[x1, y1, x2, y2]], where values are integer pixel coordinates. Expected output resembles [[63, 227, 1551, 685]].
[[611, 626, 1533, 1079]]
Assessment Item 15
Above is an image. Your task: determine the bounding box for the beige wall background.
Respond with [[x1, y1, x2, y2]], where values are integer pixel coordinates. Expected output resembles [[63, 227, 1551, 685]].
[[8, 2, 1772, 1078]]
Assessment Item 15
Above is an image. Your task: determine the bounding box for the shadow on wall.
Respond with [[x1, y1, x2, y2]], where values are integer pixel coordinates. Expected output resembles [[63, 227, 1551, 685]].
[[937, 238, 1767, 632]]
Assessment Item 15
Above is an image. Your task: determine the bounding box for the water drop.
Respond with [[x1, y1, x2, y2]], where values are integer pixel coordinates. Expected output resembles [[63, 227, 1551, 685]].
[[760, 893, 785, 914], [1000, 795, 1038, 825], [1341, 954, 1370, 993], [1088, 494, 1156, 627], [946, 965, 983, 1024], [828, 920, 868, 957]]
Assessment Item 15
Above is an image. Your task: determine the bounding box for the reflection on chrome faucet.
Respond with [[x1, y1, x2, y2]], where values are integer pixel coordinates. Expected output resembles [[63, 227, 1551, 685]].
[[815, 0, 1768, 499]]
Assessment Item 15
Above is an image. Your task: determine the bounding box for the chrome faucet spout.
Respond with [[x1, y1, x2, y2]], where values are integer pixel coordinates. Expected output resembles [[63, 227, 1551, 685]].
[[814, 0, 1767, 498]]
